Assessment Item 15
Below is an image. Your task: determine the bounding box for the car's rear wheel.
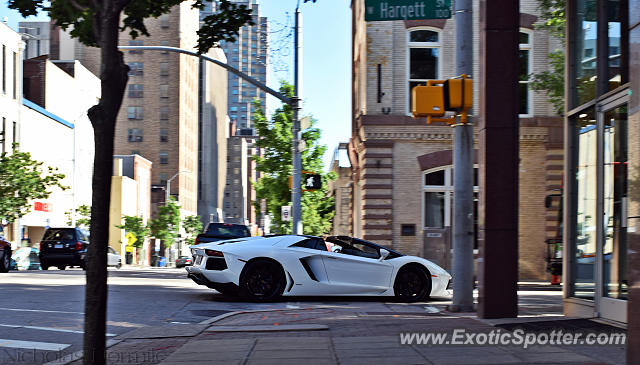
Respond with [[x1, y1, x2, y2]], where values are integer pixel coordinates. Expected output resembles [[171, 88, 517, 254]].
[[240, 259, 285, 301], [58, 265, 66, 271], [41, 262, 49, 270], [394, 265, 431, 302], [0, 250, 10, 273]]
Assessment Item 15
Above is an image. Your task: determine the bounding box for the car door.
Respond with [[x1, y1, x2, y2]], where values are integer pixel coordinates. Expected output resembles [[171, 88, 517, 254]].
[[107, 247, 118, 266], [321, 242, 393, 294]]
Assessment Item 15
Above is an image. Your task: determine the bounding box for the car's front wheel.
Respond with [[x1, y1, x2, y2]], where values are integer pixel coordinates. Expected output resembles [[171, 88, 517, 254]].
[[240, 259, 285, 301], [0, 249, 10, 273], [394, 265, 431, 302]]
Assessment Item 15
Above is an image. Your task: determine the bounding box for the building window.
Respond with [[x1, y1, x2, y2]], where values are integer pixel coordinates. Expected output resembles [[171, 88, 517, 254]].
[[160, 128, 169, 142], [128, 84, 143, 98], [159, 84, 169, 98], [127, 128, 143, 142], [12, 52, 17, 99], [519, 30, 532, 116], [159, 62, 169, 76], [423, 166, 479, 229], [128, 40, 144, 54], [160, 14, 170, 28], [2, 45, 5, 94], [159, 151, 169, 165], [408, 28, 440, 113], [159, 173, 168, 186], [128, 62, 143, 76], [159, 106, 169, 121], [160, 41, 169, 54], [127, 106, 144, 120]]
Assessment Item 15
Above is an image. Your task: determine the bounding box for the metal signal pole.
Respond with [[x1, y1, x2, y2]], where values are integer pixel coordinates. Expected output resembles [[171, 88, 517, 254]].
[[291, 3, 303, 235], [450, 0, 475, 312]]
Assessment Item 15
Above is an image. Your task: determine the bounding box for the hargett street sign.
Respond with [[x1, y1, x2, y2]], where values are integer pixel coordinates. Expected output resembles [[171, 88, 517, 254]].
[[365, 0, 452, 21]]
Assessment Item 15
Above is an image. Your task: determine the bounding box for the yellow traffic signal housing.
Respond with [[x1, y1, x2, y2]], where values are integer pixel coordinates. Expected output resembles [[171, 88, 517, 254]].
[[411, 85, 445, 118], [443, 77, 472, 110]]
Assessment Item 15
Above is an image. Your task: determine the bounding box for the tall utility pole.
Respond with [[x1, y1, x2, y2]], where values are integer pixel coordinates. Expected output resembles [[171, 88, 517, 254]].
[[450, 0, 475, 312], [291, 2, 303, 235]]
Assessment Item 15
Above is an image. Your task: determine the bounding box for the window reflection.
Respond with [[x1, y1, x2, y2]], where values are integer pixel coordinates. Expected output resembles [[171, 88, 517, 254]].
[[573, 107, 596, 299]]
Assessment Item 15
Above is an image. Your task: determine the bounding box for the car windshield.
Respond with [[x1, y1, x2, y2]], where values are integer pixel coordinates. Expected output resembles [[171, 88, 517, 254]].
[[205, 224, 250, 238], [42, 229, 75, 241]]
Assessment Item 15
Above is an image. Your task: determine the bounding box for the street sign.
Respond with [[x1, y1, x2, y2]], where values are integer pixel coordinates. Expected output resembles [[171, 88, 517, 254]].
[[281, 206, 291, 221], [365, 0, 452, 21], [125, 232, 137, 245], [304, 174, 322, 190]]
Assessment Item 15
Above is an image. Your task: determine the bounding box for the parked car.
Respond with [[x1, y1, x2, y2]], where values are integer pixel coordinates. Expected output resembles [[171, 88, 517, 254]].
[[11, 247, 41, 270], [194, 223, 251, 245], [187, 235, 451, 302], [39, 227, 90, 270], [176, 256, 193, 268], [107, 247, 122, 269], [0, 226, 11, 273]]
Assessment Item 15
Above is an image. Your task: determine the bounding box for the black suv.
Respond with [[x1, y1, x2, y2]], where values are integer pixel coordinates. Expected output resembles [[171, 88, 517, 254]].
[[39, 228, 89, 270]]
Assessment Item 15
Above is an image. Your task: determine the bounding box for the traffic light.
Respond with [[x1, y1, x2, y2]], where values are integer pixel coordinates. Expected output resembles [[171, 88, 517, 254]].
[[412, 85, 445, 118], [303, 174, 322, 190], [411, 75, 473, 124], [443, 77, 472, 111]]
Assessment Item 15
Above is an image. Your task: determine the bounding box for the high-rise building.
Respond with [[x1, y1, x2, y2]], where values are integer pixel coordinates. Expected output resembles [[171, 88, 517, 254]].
[[18, 21, 49, 59], [216, 0, 268, 131]]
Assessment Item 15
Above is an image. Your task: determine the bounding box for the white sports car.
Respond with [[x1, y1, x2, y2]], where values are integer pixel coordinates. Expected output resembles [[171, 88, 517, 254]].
[[186, 235, 451, 302]]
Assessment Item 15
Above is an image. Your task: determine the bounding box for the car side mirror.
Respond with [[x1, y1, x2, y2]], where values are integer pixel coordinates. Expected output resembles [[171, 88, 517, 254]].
[[330, 245, 342, 253], [379, 248, 390, 261]]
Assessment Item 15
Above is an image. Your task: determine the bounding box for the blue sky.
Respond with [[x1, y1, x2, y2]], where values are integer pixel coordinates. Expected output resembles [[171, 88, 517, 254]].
[[0, 0, 352, 169]]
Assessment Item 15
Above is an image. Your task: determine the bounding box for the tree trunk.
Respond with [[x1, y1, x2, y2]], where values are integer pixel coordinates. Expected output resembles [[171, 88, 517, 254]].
[[83, 5, 129, 365]]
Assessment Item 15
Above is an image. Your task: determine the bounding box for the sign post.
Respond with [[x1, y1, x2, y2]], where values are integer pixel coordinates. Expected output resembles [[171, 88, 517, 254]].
[[364, 0, 451, 21]]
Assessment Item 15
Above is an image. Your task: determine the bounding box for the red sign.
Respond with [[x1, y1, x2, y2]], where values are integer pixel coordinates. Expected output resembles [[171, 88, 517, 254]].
[[34, 202, 51, 212]]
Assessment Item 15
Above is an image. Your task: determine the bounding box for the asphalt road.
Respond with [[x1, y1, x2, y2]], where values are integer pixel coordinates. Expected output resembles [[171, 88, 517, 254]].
[[0, 267, 217, 365]]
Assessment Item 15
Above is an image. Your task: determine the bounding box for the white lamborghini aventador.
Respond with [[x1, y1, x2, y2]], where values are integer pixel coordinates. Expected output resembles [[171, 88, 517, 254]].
[[186, 235, 451, 302]]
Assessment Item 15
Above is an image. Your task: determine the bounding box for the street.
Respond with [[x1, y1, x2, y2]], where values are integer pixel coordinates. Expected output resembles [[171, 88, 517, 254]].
[[0, 267, 215, 365], [2, 268, 621, 365], [0, 267, 462, 365]]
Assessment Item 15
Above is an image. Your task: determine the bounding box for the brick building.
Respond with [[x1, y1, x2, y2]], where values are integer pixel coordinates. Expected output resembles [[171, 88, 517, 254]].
[[348, 0, 564, 280]]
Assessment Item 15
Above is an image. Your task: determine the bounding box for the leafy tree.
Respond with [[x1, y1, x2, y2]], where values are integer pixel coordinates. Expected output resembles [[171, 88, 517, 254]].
[[182, 215, 202, 246], [252, 82, 336, 236], [529, 0, 565, 115], [115, 215, 149, 248], [0, 145, 67, 225], [8, 1, 253, 362], [148, 197, 181, 248], [65, 204, 92, 229]]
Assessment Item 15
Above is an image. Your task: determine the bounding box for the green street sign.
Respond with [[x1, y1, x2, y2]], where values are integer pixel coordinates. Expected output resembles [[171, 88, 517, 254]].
[[365, 0, 452, 21]]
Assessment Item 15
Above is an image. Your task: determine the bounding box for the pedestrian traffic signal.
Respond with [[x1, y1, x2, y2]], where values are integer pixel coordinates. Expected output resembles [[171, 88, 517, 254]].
[[411, 74, 472, 124], [303, 174, 322, 190]]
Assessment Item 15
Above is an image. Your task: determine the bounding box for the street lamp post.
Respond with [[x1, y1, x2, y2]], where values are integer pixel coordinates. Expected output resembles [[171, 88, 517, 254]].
[[166, 170, 190, 203]]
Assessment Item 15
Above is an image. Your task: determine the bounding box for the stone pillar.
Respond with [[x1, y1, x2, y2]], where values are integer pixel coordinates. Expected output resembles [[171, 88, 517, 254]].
[[476, 0, 520, 318]]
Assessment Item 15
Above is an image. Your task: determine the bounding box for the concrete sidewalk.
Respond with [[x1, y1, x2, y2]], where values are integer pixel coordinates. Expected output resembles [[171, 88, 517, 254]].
[[66, 306, 624, 365], [61, 285, 624, 365]]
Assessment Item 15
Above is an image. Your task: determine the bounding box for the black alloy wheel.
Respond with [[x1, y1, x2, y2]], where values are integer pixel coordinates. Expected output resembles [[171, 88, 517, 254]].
[[0, 250, 10, 273], [240, 260, 285, 301], [58, 265, 66, 271], [394, 265, 431, 302], [41, 263, 49, 270]]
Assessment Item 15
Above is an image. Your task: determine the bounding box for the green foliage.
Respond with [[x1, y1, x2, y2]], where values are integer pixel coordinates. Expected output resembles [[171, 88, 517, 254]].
[[0, 144, 67, 225], [9, 0, 252, 54], [529, 0, 566, 116], [115, 215, 149, 248], [65, 204, 92, 229], [536, 0, 566, 40], [148, 197, 181, 245], [252, 82, 336, 236], [182, 215, 202, 246], [530, 50, 565, 115]]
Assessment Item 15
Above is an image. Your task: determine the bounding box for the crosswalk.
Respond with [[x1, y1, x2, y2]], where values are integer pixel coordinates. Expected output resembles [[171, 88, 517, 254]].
[[0, 339, 71, 351]]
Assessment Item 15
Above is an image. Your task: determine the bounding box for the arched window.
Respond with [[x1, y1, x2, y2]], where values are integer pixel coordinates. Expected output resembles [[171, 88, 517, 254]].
[[423, 166, 479, 229], [408, 28, 440, 113]]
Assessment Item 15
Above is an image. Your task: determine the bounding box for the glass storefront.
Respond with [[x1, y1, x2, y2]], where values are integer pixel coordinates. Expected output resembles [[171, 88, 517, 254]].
[[566, 0, 630, 322]]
